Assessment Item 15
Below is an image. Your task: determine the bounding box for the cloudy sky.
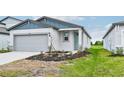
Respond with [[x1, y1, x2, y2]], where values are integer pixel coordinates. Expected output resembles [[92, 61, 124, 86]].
[[1, 16, 124, 43]]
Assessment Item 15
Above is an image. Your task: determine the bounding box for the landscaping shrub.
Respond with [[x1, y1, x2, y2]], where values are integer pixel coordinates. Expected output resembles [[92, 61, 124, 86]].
[[111, 50, 115, 55], [0, 49, 11, 53], [116, 47, 123, 55], [94, 41, 103, 45]]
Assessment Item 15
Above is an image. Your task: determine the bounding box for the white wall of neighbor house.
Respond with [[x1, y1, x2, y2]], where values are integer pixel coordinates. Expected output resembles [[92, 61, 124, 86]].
[[103, 25, 122, 51], [0, 34, 9, 50], [10, 28, 60, 51], [119, 25, 124, 47], [1, 18, 22, 28], [0, 24, 9, 50], [87, 37, 91, 48]]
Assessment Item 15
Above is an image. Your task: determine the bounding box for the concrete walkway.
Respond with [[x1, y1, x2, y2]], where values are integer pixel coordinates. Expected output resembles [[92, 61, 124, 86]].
[[0, 52, 40, 65]]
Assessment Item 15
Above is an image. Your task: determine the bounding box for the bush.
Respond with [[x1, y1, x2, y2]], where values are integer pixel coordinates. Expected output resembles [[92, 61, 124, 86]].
[[111, 50, 115, 55], [116, 47, 123, 55], [0, 49, 11, 53], [94, 41, 103, 45]]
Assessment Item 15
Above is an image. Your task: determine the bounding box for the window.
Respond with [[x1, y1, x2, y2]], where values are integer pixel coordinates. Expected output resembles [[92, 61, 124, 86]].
[[64, 32, 69, 41]]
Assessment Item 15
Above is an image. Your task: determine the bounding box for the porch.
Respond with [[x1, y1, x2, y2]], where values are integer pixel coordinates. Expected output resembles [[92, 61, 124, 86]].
[[59, 28, 83, 51]]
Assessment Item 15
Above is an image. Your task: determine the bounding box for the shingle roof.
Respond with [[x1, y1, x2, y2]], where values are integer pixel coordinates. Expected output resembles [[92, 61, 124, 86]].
[[36, 16, 82, 28], [0, 31, 9, 35], [114, 21, 124, 24], [103, 20, 124, 39], [6, 16, 91, 39], [36, 16, 91, 39], [0, 22, 6, 25], [0, 16, 23, 23], [7, 19, 58, 31], [103, 24, 114, 39]]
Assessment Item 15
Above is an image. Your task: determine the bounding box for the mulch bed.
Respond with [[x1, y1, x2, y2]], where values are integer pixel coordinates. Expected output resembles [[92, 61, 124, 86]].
[[27, 51, 90, 61]]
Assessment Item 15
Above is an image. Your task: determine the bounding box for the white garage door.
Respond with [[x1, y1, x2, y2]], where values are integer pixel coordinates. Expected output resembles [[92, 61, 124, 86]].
[[14, 34, 48, 52]]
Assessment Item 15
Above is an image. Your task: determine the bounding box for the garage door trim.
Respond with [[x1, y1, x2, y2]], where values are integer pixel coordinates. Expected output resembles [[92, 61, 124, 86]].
[[13, 34, 49, 52]]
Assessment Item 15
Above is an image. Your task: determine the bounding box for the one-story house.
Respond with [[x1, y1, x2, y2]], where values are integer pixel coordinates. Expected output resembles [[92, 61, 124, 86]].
[[103, 21, 124, 51], [0, 16, 23, 28], [8, 16, 91, 52], [0, 23, 9, 50], [0, 16, 23, 50]]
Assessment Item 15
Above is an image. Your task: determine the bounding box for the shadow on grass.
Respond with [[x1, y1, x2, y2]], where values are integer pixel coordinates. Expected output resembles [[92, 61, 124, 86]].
[[108, 54, 124, 57]]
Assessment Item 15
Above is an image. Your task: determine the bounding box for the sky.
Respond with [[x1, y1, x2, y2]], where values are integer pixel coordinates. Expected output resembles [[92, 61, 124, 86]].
[[1, 16, 124, 43]]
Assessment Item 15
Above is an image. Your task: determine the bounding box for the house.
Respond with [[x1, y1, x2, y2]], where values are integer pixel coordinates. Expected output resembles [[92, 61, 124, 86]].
[[103, 21, 124, 51], [0, 16, 23, 50], [0, 23, 9, 50], [8, 16, 91, 52], [0, 16, 23, 28]]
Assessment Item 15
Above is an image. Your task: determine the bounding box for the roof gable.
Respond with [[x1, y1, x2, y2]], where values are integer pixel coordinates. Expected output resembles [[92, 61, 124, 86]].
[[0, 16, 23, 28], [36, 16, 91, 39], [36, 16, 82, 29], [102, 20, 124, 39], [7, 16, 91, 39], [8, 19, 57, 31], [0, 16, 22, 22]]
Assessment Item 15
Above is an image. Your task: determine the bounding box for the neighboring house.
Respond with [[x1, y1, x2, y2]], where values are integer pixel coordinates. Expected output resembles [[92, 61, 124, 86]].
[[0, 23, 9, 50], [0, 16, 23, 50], [8, 16, 91, 52], [0, 16, 22, 28], [103, 21, 124, 51]]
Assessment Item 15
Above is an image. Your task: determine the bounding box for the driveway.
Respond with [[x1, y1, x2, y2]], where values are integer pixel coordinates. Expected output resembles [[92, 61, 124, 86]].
[[0, 52, 40, 65]]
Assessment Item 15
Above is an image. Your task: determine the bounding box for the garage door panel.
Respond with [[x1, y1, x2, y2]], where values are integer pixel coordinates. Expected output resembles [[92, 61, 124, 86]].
[[14, 34, 48, 52]]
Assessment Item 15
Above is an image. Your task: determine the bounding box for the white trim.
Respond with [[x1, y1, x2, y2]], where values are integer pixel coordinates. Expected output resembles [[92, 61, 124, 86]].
[[12, 32, 49, 36], [13, 34, 49, 51], [59, 28, 81, 31]]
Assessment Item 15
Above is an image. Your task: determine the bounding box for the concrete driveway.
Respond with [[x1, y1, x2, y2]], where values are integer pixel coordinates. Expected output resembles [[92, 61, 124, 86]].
[[0, 52, 40, 65]]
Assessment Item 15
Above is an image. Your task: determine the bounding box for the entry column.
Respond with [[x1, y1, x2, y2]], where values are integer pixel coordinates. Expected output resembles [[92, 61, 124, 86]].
[[78, 29, 83, 50]]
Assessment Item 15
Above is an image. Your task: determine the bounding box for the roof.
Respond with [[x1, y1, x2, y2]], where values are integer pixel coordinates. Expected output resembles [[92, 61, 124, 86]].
[[0, 22, 6, 25], [8, 19, 58, 31], [103, 24, 115, 39], [103, 20, 124, 39], [36, 16, 82, 28], [36, 16, 91, 39], [0, 31, 9, 35], [114, 21, 124, 24], [6, 16, 91, 39], [0, 16, 23, 23]]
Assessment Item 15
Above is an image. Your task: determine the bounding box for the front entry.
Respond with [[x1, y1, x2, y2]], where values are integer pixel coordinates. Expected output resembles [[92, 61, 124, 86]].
[[74, 32, 79, 50]]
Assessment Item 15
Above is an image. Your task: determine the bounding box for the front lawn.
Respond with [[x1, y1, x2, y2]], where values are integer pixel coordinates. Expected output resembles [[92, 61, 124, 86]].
[[1, 45, 124, 77], [60, 45, 124, 77]]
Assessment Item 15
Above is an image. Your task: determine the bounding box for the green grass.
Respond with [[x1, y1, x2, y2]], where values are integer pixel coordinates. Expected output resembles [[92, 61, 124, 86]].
[[60, 45, 124, 77], [0, 50, 11, 53]]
